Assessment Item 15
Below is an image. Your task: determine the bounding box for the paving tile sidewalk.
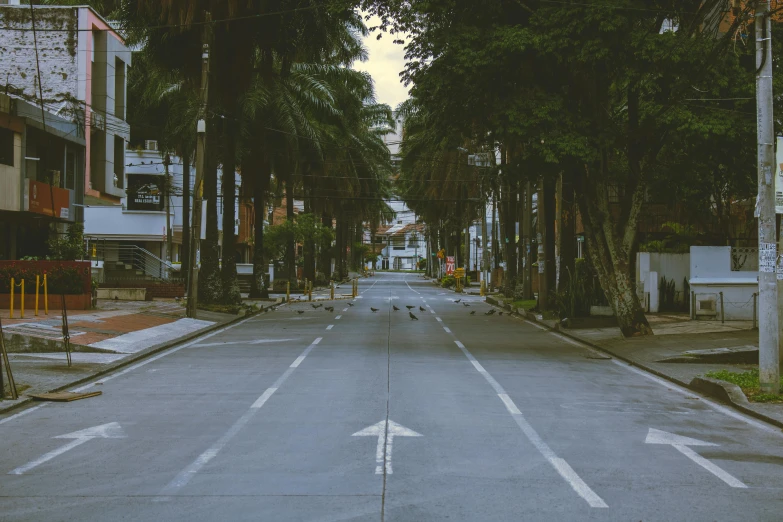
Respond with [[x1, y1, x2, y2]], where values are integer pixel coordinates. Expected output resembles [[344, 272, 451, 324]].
[[485, 296, 783, 428], [0, 299, 261, 414]]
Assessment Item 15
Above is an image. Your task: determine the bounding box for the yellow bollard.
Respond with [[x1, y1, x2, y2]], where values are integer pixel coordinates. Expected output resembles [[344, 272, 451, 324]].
[[9, 277, 14, 319], [44, 273, 48, 315], [35, 275, 40, 316], [286, 281, 290, 303], [20, 279, 24, 319]]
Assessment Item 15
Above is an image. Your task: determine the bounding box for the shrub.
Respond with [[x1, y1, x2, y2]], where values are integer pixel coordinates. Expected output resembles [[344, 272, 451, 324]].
[[441, 276, 456, 288]]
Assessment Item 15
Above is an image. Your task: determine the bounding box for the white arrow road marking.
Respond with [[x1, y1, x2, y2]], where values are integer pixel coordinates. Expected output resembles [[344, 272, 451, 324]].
[[352, 419, 422, 474], [645, 428, 747, 488], [10, 422, 126, 475]]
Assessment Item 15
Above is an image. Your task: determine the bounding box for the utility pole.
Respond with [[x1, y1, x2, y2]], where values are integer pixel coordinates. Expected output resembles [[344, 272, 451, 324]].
[[755, 1, 779, 394], [481, 185, 490, 288], [537, 176, 549, 311], [186, 13, 212, 319], [164, 154, 172, 264], [523, 180, 533, 300]]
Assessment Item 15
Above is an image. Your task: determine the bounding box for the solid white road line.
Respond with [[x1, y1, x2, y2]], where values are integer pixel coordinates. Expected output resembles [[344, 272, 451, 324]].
[[160, 336, 323, 495], [9, 438, 90, 475], [326, 325, 334, 330], [0, 314, 259, 426], [405, 277, 420, 294], [450, 338, 608, 508]]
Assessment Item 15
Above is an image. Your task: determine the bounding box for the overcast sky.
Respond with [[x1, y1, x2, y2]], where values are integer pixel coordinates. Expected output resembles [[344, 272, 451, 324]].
[[353, 15, 409, 111]]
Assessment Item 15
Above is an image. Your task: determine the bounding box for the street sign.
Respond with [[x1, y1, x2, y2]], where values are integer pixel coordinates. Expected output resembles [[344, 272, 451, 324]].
[[446, 256, 455, 275], [454, 268, 465, 279]]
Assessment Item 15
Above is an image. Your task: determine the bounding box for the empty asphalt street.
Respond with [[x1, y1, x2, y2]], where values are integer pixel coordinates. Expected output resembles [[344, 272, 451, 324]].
[[1, 273, 782, 521]]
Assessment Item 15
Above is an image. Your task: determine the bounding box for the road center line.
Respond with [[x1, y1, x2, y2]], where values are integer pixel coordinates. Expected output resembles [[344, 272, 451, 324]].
[[443, 327, 451, 333], [447, 339, 607, 508], [159, 336, 323, 495]]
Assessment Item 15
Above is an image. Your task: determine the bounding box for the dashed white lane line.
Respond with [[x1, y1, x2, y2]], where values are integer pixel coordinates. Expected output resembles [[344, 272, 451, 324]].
[[0, 314, 260, 426], [160, 336, 323, 495], [335, 315, 342, 320], [443, 327, 451, 333], [326, 325, 334, 330], [436, 317, 442, 322], [342, 308, 349, 312], [448, 341, 607, 508], [430, 309, 436, 314]]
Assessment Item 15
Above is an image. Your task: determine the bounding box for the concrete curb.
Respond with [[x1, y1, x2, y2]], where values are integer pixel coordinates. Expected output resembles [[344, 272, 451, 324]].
[[0, 303, 281, 416], [485, 297, 783, 431]]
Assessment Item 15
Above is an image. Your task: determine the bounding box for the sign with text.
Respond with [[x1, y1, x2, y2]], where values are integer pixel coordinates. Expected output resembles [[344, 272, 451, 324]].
[[446, 256, 455, 276], [454, 268, 465, 279], [127, 174, 164, 211], [28, 180, 71, 220]]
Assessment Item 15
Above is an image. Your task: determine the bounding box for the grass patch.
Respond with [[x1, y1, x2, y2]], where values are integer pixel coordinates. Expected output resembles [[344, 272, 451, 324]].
[[512, 299, 537, 310], [705, 369, 783, 403], [0, 383, 30, 400]]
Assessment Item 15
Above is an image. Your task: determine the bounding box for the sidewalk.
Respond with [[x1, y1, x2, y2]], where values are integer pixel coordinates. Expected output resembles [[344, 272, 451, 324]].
[[0, 298, 275, 414], [486, 296, 783, 429]]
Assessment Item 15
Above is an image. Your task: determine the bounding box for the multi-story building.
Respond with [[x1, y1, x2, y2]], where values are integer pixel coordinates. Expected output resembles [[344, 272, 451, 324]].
[[84, 143, 239, 284], [0, 92, 86, 259], [0, 3, 132, 207]]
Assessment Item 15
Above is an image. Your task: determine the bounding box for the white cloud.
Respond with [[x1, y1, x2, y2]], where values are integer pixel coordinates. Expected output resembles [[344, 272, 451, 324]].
[[353, 15, 409, 110]]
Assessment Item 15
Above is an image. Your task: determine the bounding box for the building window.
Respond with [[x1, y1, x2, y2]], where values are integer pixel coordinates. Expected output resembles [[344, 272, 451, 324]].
[[392, 236, 405, 250], [0, 127, 14, 166], [407, 234, 419, 249]]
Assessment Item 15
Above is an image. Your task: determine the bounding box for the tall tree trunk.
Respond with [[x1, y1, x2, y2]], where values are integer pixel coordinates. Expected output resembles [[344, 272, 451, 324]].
[[249, 150, 270, 299], [544, 177, 557, 303], [557, 171, 576, 294], [335, 214, 345, 279], [537, 176, 549, 311], [523, 180, 533, 299], [575, 162, 651, 337], [220, 124, 241, 304], [285, 169, 296, 285], [320, 213, 332, 279], [503, 175, 518, 296], [303, 194, 316, 283], [181, 148, 191, 286], [198, 121, 222, 304]]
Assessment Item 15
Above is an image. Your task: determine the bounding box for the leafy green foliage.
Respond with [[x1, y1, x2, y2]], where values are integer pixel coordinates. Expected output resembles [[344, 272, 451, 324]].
[[47, 223, 85, 261], [706, 369, 783, 403]]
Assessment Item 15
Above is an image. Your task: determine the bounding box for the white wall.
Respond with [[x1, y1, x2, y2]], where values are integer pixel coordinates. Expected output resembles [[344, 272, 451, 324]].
[[689, 246, 758, 321], [84, 205, 165, 240]]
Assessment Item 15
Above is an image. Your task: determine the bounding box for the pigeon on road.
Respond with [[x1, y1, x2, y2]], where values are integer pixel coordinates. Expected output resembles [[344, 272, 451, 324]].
[[406, 305, 415, 310], [347, 302, 354, 306], [409, 312, 419, 320], [311, 304, 322, 309], [484, 310, 494, 316], [419, 306, 426, 312], [454, 299, 461, 303], [499, 311, 504, 316], [393, 305, 400, 311], [470, 311, 476, 315], [371, 307, 379, 313], [325, 306, 334, 312], [463, 302, 470, 307], [297, 310, 305, 315]]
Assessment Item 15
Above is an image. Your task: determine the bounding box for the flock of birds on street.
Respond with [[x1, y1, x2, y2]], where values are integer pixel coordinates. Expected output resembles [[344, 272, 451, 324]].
[[292, 297, 505, 320]]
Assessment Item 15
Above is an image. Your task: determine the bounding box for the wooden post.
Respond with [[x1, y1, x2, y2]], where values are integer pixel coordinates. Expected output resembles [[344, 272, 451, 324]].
[[330, 281, 335, 300], [35, 275, 40, 316], [286, 281, 290, 303], [9, 278, 13, 319]]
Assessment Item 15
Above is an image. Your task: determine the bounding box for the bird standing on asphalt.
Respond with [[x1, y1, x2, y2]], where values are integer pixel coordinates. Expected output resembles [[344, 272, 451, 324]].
[[499, 311, 504, 316], [409, 312, 418, 320], [454, 299, 461, 303], [371, 307, 379, 313], [463, 302, 470, 307], [325, 306, 334, 312], [419, 306, 426, 312], [470, 311, 476, 315], [311, 304, 322, 309], [484, 310, 494, 316], [297, 310, 305, 315], [393, 305, 400, 311], [347, 302, 354, 306], [406, 305, 415, 310]]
